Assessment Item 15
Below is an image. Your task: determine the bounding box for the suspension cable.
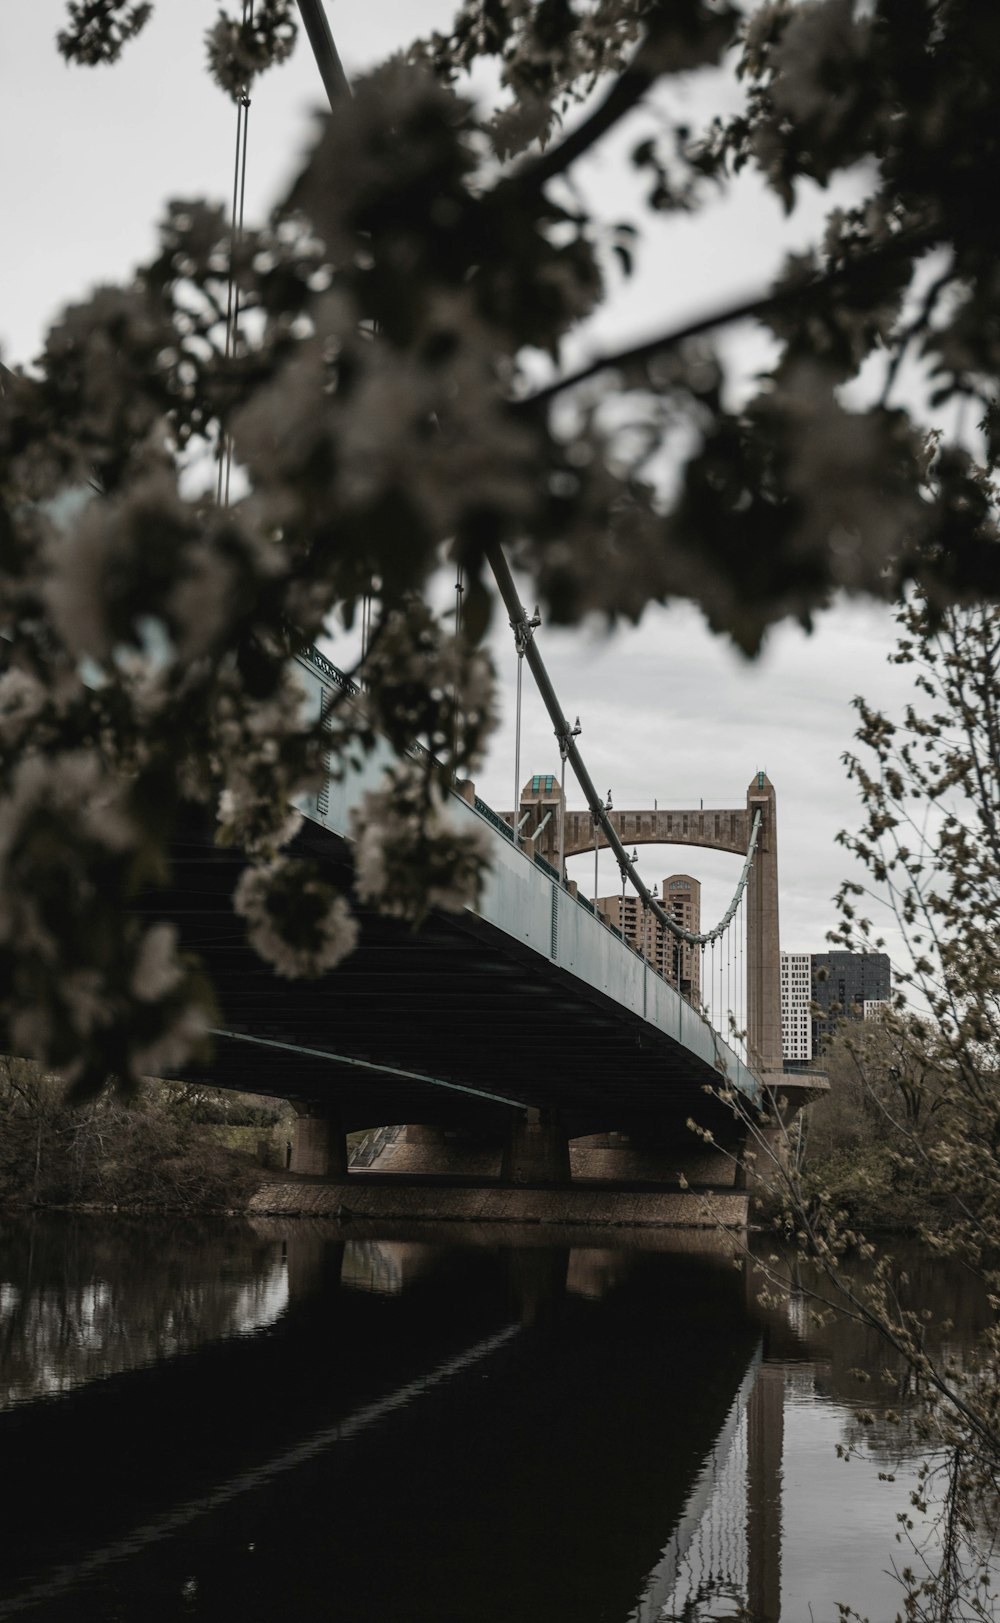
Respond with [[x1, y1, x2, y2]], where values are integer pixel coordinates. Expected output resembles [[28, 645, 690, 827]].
[[487, 540, 760, 946], [737, 890, 744, 1057], [295, 0, 352, 103]]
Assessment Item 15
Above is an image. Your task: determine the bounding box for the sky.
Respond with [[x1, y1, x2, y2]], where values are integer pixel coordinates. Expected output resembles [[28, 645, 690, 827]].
[[0, 2, 919, 972]]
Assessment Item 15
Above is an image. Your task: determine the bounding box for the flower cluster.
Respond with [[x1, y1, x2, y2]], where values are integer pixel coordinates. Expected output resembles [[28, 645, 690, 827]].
[[353, 766, 492, 925], [233, 857, 359, 979], [205, 1, 297, 100]]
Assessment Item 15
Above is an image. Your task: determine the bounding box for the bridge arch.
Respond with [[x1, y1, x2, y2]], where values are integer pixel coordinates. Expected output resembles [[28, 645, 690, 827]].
[[516, 773, 782, 1076]]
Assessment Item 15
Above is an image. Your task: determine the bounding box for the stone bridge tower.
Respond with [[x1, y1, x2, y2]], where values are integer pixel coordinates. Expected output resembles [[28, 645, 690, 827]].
[[516, 771, 782, 1078]]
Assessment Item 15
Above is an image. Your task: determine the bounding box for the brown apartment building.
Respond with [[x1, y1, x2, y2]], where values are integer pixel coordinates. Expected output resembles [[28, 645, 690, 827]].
[[596, 874, 701, 1001]]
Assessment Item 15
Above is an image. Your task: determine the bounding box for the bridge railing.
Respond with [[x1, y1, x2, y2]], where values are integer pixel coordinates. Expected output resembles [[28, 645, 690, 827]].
[[300, 645, 699, 1007], [466, 784, 704, 999], [474, 796, 515, 842], [303, 643, 360, 697], [293, 644, 758, 1099]]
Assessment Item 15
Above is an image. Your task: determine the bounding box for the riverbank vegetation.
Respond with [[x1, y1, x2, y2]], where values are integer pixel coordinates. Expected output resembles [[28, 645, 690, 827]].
[[0, 1058, 282, 1210], [792, 1019, 955, 1233]]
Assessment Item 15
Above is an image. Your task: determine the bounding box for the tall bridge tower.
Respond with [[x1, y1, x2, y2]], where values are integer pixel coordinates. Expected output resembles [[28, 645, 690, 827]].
[[516, 771, 783, 1077]]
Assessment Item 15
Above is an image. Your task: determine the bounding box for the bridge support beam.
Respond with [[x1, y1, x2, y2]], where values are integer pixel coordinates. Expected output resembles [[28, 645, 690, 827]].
[[291, 1104, 347, 1180], [502, 1109, 570, 1186], [570, 1131, 740, 1187], [746, 773, 783, 1073]]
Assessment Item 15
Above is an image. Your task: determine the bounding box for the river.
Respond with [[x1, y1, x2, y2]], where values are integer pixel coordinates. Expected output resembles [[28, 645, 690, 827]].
[[0, 1214, 989, 1622]]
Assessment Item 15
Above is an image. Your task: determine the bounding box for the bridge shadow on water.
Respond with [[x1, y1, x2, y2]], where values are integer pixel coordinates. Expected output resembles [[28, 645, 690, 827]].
[[0, 1217, 783, 1623]]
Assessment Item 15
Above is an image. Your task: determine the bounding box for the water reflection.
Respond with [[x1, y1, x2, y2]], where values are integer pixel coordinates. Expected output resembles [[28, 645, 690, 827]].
[[0, 1217, 989, 1623], [0, 1217, 287, 1409]]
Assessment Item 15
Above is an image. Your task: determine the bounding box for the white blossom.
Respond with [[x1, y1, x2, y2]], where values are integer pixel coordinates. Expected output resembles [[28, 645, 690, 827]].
[[233, 857, 359, 978], [353, 774, 491, 921], [131, 923, 184, 1003], [128, 998, 212, 1082]]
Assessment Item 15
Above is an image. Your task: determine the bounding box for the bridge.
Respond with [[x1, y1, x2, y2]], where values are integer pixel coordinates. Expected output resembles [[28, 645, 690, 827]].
[[161, 634, 812, 1212]]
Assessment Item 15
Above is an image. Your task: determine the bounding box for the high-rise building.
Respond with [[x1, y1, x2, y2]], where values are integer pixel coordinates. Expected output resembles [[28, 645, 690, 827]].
[[780, 951, 813, 1061], [664, 875, 701, 1000], [596, 874, 701, 1001], [811, 950, 891, 1051], [863, 999, 890, 1024]]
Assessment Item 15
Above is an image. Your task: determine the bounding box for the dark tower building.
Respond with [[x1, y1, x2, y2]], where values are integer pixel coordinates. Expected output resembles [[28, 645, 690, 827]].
[[811, 950, 891, 1052]]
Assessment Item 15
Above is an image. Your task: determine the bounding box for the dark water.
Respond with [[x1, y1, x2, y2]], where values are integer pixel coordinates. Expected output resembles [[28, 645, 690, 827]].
[[0, 1215, 988, 1623]]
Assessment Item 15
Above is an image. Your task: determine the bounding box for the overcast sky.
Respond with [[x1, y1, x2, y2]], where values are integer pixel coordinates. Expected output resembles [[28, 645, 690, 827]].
[[1, 2, 919, 977]]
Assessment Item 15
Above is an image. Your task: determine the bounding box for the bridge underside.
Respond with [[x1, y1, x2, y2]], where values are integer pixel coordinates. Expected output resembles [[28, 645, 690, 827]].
[[158, 817, 746, 1148]]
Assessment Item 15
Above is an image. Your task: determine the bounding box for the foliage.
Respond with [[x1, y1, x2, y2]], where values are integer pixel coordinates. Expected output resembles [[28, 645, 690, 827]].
[[3, 0, 999, 1105], [58, 1, 153, 66], [721, 594, 1000, 1621], [791, 1028, 958, 1244], [804, 1018, 949, 1157], [0, 1057, 262, 1209], [7, 13, 1000, 1608]]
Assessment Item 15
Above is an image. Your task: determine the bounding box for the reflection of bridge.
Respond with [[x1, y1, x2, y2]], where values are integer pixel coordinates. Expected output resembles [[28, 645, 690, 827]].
[[331, 1231, 787, 1623], [630, 1353, 783, 1623], [0, 1223, 785, 1623], [170, 645, 805, 1201]]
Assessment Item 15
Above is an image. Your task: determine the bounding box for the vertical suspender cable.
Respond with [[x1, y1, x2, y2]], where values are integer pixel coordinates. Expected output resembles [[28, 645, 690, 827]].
[[738, 893, 745, 1059], [720, 936, 725, 1035], [511, 605, 538, 850], [217, 0, 254, 508], [513, 647, 523, 846]]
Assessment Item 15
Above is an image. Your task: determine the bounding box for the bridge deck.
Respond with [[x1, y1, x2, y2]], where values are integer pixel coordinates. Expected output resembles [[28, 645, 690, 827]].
[[165, 651, 760, 1135]]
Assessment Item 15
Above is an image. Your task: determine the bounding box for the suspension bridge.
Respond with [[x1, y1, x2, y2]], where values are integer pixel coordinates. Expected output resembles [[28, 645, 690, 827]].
[[200, 511, 808, 1211], [171, 619, 810, 1220]]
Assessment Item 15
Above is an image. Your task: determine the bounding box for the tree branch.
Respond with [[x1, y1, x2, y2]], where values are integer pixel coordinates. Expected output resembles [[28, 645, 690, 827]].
[[517, 223, 943, 411], [511, 38, 662, 195]]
